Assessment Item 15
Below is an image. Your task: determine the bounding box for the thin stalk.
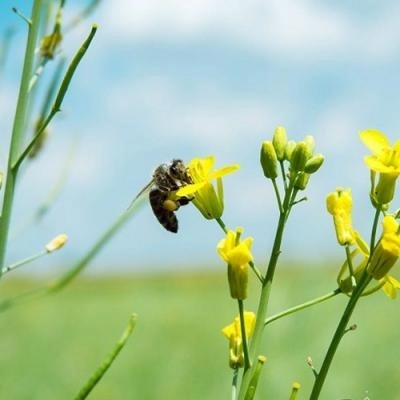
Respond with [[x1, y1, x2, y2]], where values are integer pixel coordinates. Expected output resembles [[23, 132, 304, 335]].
[[369, 208, 381, 255], [238, 182, 294, 399], [0, 0, 43, 272], [74, 314, 137, 400], [215, 217, 228, 233], [0, 196, 146, 311], [46, 202, 142, 294], [309, 272, 372, 399], [231, 368, 239, 400], [309, 206, 380, 399], [238, 299, 251, 371], [271, 178, 283, 213], [14, 24, 98, 169], [2, 249, 47, 274], [264, 288, 341, 326]]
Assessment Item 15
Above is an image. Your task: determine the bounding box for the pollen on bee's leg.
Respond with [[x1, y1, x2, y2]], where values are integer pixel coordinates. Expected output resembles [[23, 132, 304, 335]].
[[163, 199, 179, 211]]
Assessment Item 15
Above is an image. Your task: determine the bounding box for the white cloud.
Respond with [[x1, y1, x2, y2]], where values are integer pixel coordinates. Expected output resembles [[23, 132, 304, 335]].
[[100, 74, 280, 150], [97, 1, 400, 62]]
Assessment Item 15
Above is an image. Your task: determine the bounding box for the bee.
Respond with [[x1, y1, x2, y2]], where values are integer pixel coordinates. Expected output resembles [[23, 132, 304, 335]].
[[132, 159, 193, 233]]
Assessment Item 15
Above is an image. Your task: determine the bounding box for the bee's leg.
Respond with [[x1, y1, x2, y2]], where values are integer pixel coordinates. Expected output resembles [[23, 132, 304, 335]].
[[176, 196, 193, 206]]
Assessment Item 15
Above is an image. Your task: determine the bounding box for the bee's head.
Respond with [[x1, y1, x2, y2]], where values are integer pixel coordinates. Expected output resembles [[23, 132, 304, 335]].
[[169, 159, 186, 178]]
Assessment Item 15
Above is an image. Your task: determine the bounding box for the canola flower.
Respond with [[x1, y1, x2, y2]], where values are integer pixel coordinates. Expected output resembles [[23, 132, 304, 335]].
[[336, 214, 400, 299], [326, 187, 400, 298], [360, 129, 400, 205], [217, 227, 254, 300], [222, 311, 256, 369], [326, 188, 355, 246], [176, 156, 239, 219]]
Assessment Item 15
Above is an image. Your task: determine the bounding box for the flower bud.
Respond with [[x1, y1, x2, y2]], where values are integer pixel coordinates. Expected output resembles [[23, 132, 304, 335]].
[[326, 188, 354, 245], [304, 153, 324, 174], [217, 228, 253, 300], [368, 215, 400, 279], [45, 234, 68, 252], [373, 173, 397, 206], [290, 141, 311, 173], [40, 31, 62, 59], [260, 141, 278, 179], [272, 126, 287, 161], [304, 135, 315, 153], [222, 312, 256, 369], [293, 172, 310, 190], [285, 140, 296, 161]]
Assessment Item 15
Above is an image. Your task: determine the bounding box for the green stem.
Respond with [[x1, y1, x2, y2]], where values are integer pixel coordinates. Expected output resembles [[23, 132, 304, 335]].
[[0, 0, 43, 272], [2, 249, 47, 274], [238, 183, 294, 399], [74, 314, 137, 400], [344, 245, 356, 288], [46, 206, 140, 294], [14, 24, 98, 169], [0, 196, 147, 312], [264, 289, 341, 326], [271, 178, 283, 213], [215, 217, 228, 233], [238, 299, 251, 371], [369, 208, 381, 255], [249, 182, 294, 357], [231, 368, 239, 400], [309, 272, 372, 400]]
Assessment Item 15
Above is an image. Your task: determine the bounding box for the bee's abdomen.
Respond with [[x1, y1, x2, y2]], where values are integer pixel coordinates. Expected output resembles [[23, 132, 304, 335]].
[[149, 189, 179, 233]]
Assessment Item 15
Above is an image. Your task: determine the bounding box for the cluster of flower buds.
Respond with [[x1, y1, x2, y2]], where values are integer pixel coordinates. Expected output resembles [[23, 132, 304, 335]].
[[260, 126, 324, 190]]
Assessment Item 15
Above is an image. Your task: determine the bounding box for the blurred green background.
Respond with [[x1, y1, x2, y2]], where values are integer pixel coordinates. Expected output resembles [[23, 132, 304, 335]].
[[0, 267, 399, 399]]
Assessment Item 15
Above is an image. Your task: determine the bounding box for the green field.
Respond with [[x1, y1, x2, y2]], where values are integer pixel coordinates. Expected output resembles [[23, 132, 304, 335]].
[[0, 267, 399, 399]]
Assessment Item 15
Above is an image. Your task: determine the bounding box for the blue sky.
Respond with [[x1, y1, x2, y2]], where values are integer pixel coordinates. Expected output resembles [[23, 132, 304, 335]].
[[1, 1, 400, 274]]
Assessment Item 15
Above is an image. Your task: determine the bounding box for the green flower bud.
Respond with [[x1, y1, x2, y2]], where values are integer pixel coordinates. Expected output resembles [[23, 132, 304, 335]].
[[373, 173, 397, 206], [272, 126, 287, 161], [367, 216, 400, 279], [260, 141, 278, 179], [285, 140, 296, 161], [290, 141, 311, 173], [304, 153, 325, 174], [293, 172, 310, 190], [304, 135, 315, 153]]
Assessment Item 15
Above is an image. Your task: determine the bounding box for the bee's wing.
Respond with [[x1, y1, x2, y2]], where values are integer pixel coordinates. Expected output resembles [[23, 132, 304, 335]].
[[127, 179, 154, 211]]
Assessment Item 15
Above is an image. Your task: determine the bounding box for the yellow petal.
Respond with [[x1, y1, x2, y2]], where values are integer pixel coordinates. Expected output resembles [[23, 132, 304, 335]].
[[176, 182, 206, 197], [207, 164, 240, 180], [360, 129, 390, 155], [382, 215, 399, 234], [381, 275, 400, 299]]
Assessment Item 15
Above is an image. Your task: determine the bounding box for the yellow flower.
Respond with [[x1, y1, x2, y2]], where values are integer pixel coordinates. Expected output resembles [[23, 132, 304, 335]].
[[222, 311, 256, 369], [381, 275, 400, 299], [217, 227, 253, 299], [326, 188, 355, 245], [368, 215, 400, 279], [360, 129, 400, 204], [337, 216, 400, 299], [176, 156, 239, 219]]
